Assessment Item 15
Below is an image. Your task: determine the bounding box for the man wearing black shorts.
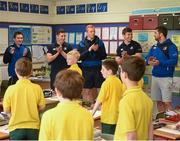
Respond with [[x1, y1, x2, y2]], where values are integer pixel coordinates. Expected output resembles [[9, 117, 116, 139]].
[[47, 29, 72, 90], [78, 25, 107, 103], [116, 27, 142, 64]]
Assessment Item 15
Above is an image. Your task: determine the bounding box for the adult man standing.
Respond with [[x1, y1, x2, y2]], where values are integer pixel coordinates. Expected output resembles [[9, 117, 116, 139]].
[[146, 26, 178, 112], [3, 31, 32, 85], [116, 27, 142, 64], [78, 25, 107, 103], [47, 29, 72, 90]]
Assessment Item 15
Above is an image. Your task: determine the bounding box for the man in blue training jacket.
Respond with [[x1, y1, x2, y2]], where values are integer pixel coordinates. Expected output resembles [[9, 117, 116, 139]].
[[146, 26, 178, 112], [78, 24, 107, 103], [3, 31, 32, 85]]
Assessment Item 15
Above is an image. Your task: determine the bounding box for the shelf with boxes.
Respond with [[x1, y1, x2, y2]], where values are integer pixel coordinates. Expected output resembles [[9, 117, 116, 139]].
[[129, 13, 180, 30]]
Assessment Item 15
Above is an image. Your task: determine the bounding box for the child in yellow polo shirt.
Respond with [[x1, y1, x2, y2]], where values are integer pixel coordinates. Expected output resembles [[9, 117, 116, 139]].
[[122, 78, 144, 93], [92, 59, 123, 135], [3, 57, 45, 140], [114, 56, 153, 140], [67, 50, 82, 75], [39, 70, 93, 140]]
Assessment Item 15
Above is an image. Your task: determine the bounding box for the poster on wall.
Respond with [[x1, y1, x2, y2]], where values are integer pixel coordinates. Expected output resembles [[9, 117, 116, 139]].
[[110, 27, 118, 40], [69, 32, 75, 44], [133, 30, 156, 52], [32, 26, 52, 44], [0, 28, 8, 54], [172, 35, 180, 51], [95, 27, 101, 39], [103, 41, 109, 54], [9, 25, 32, 45], [119, 26, 126, 40], [65, 32, 69, 43], [109, 41, 117, 54], [75, 32, 83, 45], [172, 77, 180, 93], [102, 27, 109, 40]]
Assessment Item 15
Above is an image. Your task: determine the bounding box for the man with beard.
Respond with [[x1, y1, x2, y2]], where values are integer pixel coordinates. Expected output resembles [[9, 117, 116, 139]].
[[146, 26, 178, 112]]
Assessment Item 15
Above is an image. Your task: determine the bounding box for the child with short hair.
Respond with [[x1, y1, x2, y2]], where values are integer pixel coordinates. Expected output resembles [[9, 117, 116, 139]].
[[3, 57, 45, 140], [92, 59, 123, 135], [67, 50, 82, 75], [114, 56, 153, 140], [39, 70, 94, 140]]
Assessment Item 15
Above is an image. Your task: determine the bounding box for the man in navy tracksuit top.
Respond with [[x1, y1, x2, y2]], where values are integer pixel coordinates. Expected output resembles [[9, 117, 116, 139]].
[[46, 29, 72, 90], [3, 31, 32, 85], [146, 26, 178, 112], [78, 25, 107, 103]]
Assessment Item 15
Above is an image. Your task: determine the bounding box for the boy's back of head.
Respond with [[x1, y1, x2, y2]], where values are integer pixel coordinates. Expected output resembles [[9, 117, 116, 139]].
[[102, 59, 118, 75], [54, 70, 84, 100], [15, 57, 32, 77], [121, 56, 145, 81], [67, 50, 80, 60]]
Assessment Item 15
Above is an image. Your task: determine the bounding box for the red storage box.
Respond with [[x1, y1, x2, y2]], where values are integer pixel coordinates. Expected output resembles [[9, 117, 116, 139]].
[[143, 15, 158, 30], [129, 15, 143, 30]]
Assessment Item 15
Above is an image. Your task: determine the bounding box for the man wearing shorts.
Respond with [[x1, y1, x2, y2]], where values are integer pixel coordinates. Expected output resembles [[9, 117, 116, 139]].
[[146, 26, 178, 112], [78, 25, 107, 103]]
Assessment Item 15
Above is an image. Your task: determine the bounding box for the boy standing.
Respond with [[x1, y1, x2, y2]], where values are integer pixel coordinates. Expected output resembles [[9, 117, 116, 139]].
[[114, 56, 153, 140], [39, 70, 94, 140], [3, 58, 45, 140], [92, 59, 122, 135]]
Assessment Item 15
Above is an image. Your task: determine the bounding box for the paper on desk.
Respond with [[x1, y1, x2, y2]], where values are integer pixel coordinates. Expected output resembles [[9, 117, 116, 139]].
[[0, 125, 9, 134], [157, 127, 180, 135], [89, 110, 101, 119], [46, 96, 59, 101]]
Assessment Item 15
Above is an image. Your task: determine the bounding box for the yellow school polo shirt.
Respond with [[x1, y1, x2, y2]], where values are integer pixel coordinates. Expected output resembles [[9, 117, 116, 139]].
[[122, 78, 144, 93], [39, 101, 94, 140], [3, 79, 45, 132], [114, 86, 153, 140], [97, 75, 122, 124], [68, 64, 82, 75]]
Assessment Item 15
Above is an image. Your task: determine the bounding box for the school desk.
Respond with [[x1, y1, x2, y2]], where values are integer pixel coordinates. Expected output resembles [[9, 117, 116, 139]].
[[153, 116, 180, 140], [29, 77, 50, 89], [0, 131, 8, 140], [154, 127, 180, 140]]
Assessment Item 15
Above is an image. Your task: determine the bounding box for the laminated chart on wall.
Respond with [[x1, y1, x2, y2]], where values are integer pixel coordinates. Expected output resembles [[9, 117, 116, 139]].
[[68, 32, 75, 45], [32, 26, 52, 44], [172, 35, 180, 52], [110, 27, 118, 40], [75, 32, 83, 45], [9, 25, 32, 45], [172, 77, 180, 93], [32, 45, 45, 62], [133, 30, 156, 52], [0, 28, 8, 54]]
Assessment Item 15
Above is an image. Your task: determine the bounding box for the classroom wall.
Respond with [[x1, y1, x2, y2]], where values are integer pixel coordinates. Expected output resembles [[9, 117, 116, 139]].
[[1, 0, 180, 24], [54, 0, 180, 24], [0, 0, 55, 24]]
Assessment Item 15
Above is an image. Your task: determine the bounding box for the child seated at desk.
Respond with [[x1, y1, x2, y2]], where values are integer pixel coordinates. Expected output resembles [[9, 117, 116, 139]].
[[67, 50, 82, 75], [114, 56, 153, 140], [3, 57, 45, 140], [39, 70, 94, 140], [92, 59, 123, 135]]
